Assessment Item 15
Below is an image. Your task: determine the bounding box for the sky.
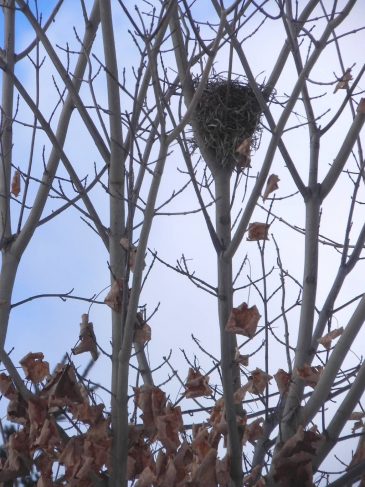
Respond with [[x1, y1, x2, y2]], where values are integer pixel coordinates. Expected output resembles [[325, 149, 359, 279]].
[[1, 0, 365, 482]]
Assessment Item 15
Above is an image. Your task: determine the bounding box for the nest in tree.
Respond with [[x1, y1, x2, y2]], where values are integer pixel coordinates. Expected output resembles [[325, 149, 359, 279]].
[[192, 76, 265, 170]]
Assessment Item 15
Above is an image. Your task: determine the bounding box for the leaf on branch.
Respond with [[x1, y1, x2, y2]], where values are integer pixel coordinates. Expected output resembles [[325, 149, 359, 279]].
[[296, 364, 323, 388], [134, 385, 166, 434], [184, 368, 211, 398], [28, 397, 48, 442], [357, 98, 365, 113], [155, 403, 183, 453], [247, 222, 270, 241], [234, 384, 250, 404], [7, 393, 28, 424], [246, 368, 272, 396], [262, 174, 280, 201], [216, 455, 230, 487], [35, 417, 62, 453], [334, 68, 352, 93], [120, 237, 145, 272], [352, 420, 364, 433], [135, 465, 156, 487], [59, 436, 84, 479], [127, 433, 154, 481], [274, 369, 292, 396], [11, 170, 21, 197], [235, 137, 252, 168], [0, 372, 17, 399], [234, 347, 249, 366], [41, 364, 84, 407], [191, 447, 217, 485], [20, 352, 50, 384], [156, 454, 177, 487], [69, 400, 104, 426], [72, 314, 99, 361], [317, 327, 343, 350], [5, 429, 31, 472], [242, 465, 262, 486], [134, 314, 151, 346], [226, 303, 261, 338], [104, 278, 123, 312], [243, 418, 264, 445], [192, 425, 212, 461]]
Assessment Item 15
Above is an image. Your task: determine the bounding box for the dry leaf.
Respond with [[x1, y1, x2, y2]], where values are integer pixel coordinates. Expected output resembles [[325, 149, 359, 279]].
[[334, 68, 352, 93], [243, 465, 262, 486], [350, 412, 365, 421], [72, 314, 99, 361], [317, 327, 343, 350], [274, 369, 291, 396], [155, 403, 183, 453], [184, 368, 211, 398], [7, 393, 28, 424], [20, 352, 50, 384], [134, 385, 166, 434], [243, 418, 264, 445], [28, 397, 48, 442], [262, 174, 280, 201], [247, 368, 272, 395], [11, 170, 21, 197], [235, 137, 251, 168], [226, 303, 261, 338], [191, 447, 217, 485], [135, 466, 156, 487], [104, 278, 123, 312], [234, 347, 249, 366], [352, 420, 364, 433], [357, 98, 365, 113], [296, 364, 323, 388], [41, 364, 84, 407], [234, 384, 250, 404], [216, 455, 230, 487], [134, 313, 151, 346], [0, 372, 17, 399], [120, 237, 145, 272], [247, 222, 270, 241]]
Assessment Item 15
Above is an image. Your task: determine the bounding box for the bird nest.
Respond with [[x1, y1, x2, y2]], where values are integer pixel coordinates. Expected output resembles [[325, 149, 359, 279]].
[[191, 76, 264, 170]]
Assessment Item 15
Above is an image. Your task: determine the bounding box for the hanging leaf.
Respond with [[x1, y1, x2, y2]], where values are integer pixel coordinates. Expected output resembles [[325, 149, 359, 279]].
[[191, 447, 217, 485], [184, 368, 211, 398], [134, 385, 166, 434], [11, 169, 21, 197], [28, 397, 48, 442], [274, 369, 292, 395], [7, 393, 28, 424], [243, 418, 264, 445], [134, 314, 151, 345], [155, 403, 183, 453], [226, 302, 260, 338], [247, 368, 272, 395], [120, 237, 145, 272], [235, 137, 252, 168], [262, 174, 280, 201], [0, 372, 17, 399], [334, 68, 352, 93], [216, 455, 230, 487], [20, 352, 49, 384], [296, 364, 323, 388], [72, 314, 99, 361], [135, 466, 156, 487], [349, 412, 365, 421], [317, 327, 343, 350], [41, 364, 84, 407], [104, 278, 123, 312], [247, 222, 270, 241], [234, 347, 249, 366]]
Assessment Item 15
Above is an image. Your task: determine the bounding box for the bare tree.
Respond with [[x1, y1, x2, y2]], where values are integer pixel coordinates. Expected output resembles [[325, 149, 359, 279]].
[[0, 1, 365, 486]]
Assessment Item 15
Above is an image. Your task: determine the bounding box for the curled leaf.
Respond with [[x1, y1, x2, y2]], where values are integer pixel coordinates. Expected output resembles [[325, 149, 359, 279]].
[[262, 174, 280, 201], [134, 314, 151, 345], [296, 364, 323, 388], [317, 327, 343, 350], [72, 314, 98, 361], [104, 278, 123, 312], [226, 303, 260, 338], [0, 372, 17, 399], [234, 347, 249, 366], [247, 222, 270, 241], [247, 368, 272, 395], [11, 170, 21, 197], [334, 67, 352, 93], [184, 368, 211, 398], [20, 352, 49, 384], [243, 418, 264, 445], [120, 237, 145, 272], [274, 369, 291, 396], [235, 137, 251, 168]]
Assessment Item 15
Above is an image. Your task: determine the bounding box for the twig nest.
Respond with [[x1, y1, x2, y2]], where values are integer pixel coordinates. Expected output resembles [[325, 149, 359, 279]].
[[192, 75, 264, 171]]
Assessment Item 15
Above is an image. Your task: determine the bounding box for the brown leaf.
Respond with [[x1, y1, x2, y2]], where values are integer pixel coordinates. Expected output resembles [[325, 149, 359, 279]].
[[134, 314, 151, 345], [41, 364, 84, 407], [296, 364, 323, 388], [11, 170, 21, 197], [69, 401, 104, 425], [120, 237, 145, 272], [20, 352, 50, 384], [158, 456, 177, 487], [6, 429, 31, 472], [226, 303, 261, 338], [155, 403, 183, 453], [216, 455, 230, 487], [352, 420, 364, 433], [184, 368, 211, 398], [0, 372, 17, 399], [135, 466, 156, 487], [72, 314, 99, 361], [235, 137, 252, 168], [59, 436, 84, 479], [35, 417, 62, 452], [349, 411, 365, 421], [334, 68, 352, 93], [192, 425, 212, 462], [357, 98, 365, 113], [274, 369, 292, 396], [247, 368, 272, 395], [262, 174, 280, 201], [191, 447, 217, 486], [234, 384, 250, 404], [7, 393, 28, 424], [243, 465, 262, 486], [104, 279, 123, 312], [243, 418, 264, 445], [234, 347, 249, 366], [247, 222, 270, 241], [28, 397, 48, 442], [134, 385, 166, 434], [317, 327, 343, 350]]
